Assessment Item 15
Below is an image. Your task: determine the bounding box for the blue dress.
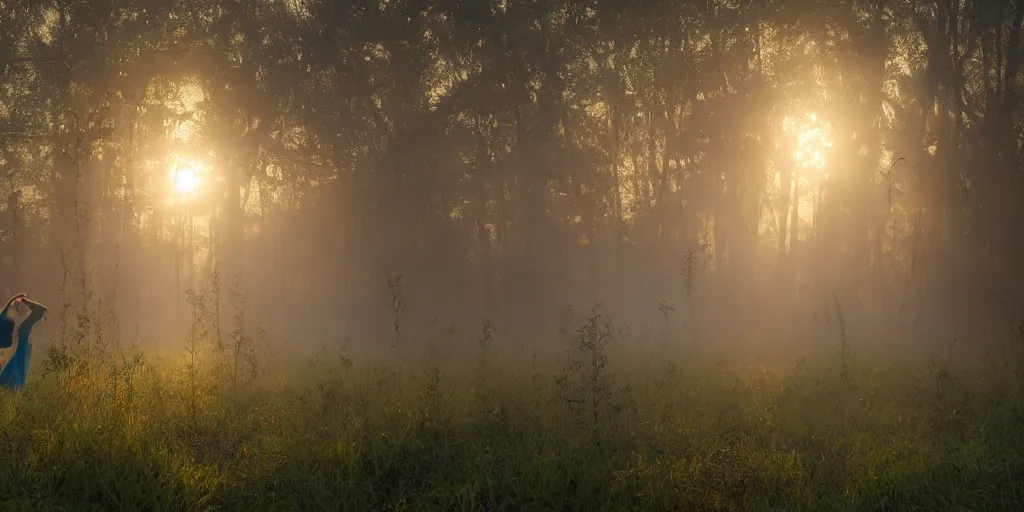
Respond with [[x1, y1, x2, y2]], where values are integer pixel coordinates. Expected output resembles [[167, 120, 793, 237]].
[[0, 310, 43, 390]]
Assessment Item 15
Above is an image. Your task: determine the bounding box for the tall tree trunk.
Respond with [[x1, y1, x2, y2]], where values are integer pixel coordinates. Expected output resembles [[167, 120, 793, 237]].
[[777, 161, 792, 285], [789, 165, 800, 296], [610, 90, 623, 282], [7, 189, 20, 296], [474, 113, 493, 312]]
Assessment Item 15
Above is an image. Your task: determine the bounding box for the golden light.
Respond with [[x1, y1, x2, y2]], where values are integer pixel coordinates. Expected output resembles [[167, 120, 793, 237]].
[[778, 112, 834, 224], [785, 112, 833, 173], [175, 168, 197, 194], [171, 159, 204, 198]]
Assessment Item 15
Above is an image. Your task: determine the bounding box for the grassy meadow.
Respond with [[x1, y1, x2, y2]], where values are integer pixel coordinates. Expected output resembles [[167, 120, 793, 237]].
[[2, 308, 1023, 511]]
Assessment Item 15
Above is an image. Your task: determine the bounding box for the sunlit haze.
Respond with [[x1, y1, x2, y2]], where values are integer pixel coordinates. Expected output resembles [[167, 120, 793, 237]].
[[173, 164, 200, 195], [2, 0, 1023, 509], [790, 112, 833, 172]]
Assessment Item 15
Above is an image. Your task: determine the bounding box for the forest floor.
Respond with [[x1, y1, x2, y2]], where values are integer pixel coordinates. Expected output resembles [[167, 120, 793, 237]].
[[2, 316, 1023, 511]]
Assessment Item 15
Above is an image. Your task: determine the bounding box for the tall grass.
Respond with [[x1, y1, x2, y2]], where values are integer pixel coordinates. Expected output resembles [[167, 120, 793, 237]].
[[3, 309, 1024, 510]]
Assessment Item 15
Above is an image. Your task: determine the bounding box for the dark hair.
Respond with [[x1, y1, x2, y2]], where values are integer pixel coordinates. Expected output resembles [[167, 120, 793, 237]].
[[0, 316, 14, 350]]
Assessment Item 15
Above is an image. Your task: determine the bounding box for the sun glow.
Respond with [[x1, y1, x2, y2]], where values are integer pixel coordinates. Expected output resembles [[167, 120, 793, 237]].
[[775, 112, 835, 225], [786, 112, 833, 173], [171, 159, 204, 197]]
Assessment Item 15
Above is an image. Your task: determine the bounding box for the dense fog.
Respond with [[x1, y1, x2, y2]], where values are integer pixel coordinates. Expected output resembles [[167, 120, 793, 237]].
[[2, 0, 1022, 362]]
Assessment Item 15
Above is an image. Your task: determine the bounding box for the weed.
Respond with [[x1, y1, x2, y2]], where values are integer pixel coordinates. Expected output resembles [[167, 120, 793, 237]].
[[657, 300, 675, 348], [833, 293, 850, 384], [9, 306, 1024, 511], [472, 319, 495, 406], [385, 266, 406, 382], [556, 306, 634, 457], [681, 247, 699, 340]]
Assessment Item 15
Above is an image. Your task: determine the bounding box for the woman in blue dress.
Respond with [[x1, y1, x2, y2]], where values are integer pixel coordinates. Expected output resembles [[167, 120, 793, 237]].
[[0, 293, 49, 390]]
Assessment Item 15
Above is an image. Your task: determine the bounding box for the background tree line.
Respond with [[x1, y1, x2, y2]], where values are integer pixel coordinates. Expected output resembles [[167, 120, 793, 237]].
[[1, 0, 1021, 354]]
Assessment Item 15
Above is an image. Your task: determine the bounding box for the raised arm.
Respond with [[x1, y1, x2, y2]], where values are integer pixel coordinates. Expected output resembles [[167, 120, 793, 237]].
[[21, 297, 47, 324], [1, 293, 27, 315]]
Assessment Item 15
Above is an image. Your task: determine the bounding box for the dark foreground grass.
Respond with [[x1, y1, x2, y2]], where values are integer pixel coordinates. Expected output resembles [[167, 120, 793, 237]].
[[1, 328, 1023, 511]]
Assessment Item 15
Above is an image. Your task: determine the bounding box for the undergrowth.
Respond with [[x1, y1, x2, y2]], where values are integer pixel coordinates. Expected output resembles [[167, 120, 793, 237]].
[[2, 308, 1023, 511]]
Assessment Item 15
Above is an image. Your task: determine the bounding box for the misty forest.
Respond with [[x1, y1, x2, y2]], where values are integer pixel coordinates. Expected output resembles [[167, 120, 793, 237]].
[[2, 0, 1024, 509]]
